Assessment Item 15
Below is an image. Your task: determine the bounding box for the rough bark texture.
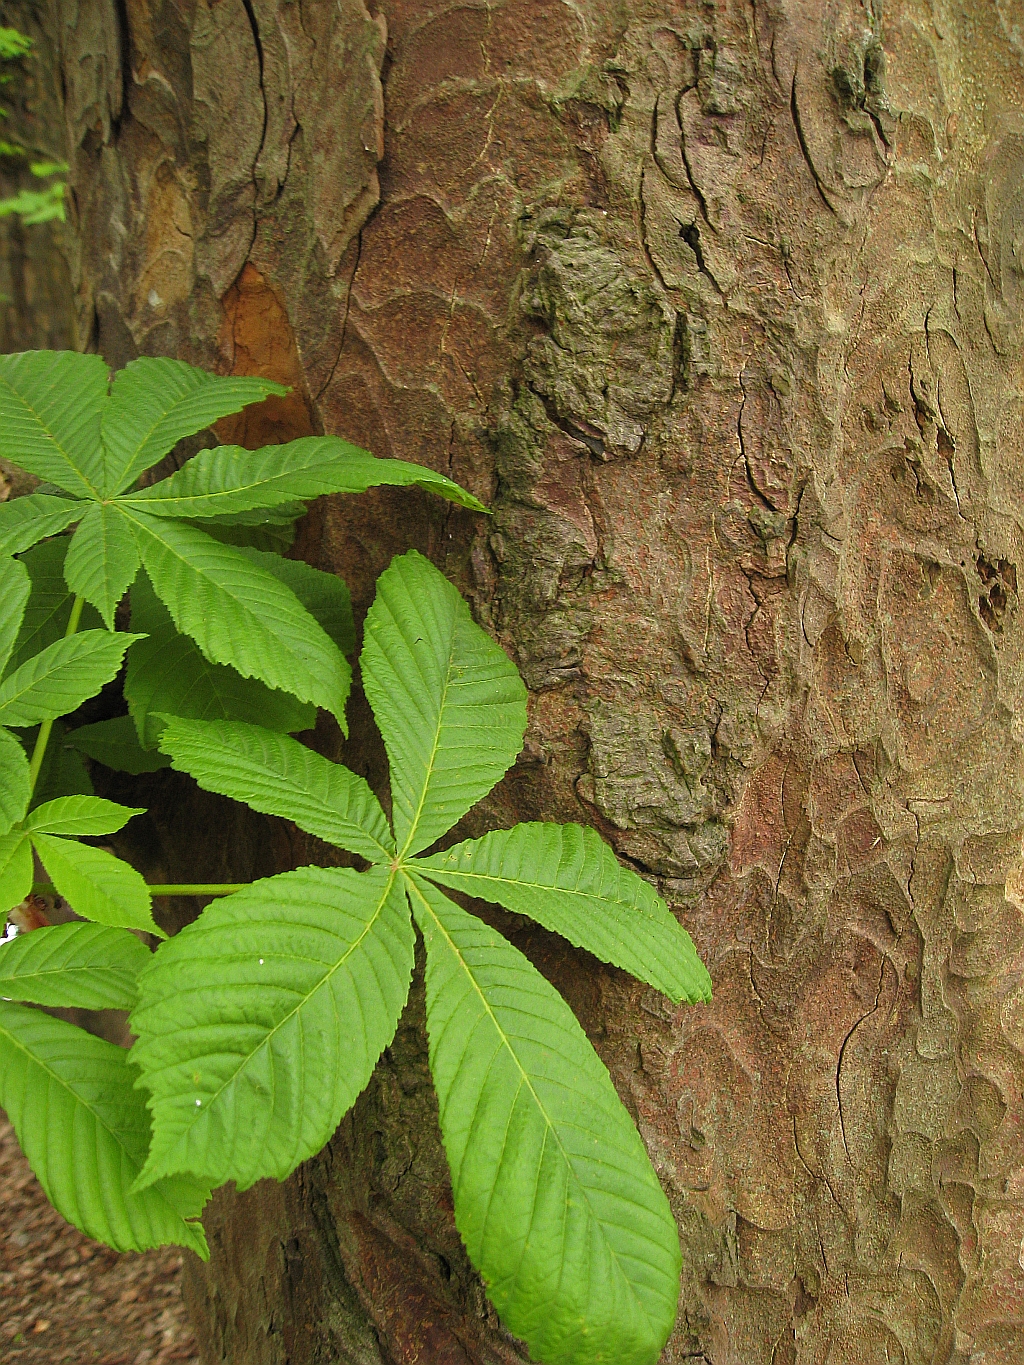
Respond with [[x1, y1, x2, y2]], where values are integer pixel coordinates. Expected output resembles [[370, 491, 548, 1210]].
[[43, 1, 1024, 1361]]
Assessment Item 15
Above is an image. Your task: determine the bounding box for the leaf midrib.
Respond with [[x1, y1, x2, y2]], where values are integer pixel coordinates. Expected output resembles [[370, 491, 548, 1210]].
[[123, 448, 330, 513], [403, 871, 659, 1339], [397, 608, 458, 859], [143, 867, 400, 1175]]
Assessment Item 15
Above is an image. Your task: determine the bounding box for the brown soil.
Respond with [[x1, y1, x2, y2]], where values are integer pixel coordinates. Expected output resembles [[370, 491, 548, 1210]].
[[0, 1116, 200, 1364]]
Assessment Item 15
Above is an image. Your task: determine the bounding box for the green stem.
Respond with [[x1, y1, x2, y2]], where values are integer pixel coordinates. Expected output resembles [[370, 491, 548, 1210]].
[[26, 594, 86, 798], [31, 881, 248, 898]]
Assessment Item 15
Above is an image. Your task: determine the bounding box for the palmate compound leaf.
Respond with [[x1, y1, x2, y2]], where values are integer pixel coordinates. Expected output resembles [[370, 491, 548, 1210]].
[[130, 865, 415, 1192], [406, 873, 682, 1365], [125, 573, 314, 748], [360, 550, 528, 857], [0, 351, 109, 498], [156, 717, 394, 864], [0, 921, 151, 1009], [63, 502, 140, 628], [121, 435, 488, 518], [0, 492, 83, 558], [0, 629, 143, 727], [0, 1001, 209, 1255], [418, 824, 712, 1005], [28, 835, 163, 938], [123, 510, 350, 729], [100, 357, 289, 497]]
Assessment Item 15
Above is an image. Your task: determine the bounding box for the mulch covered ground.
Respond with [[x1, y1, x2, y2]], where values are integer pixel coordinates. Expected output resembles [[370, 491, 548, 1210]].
[[0, 1116, 200, 1364]]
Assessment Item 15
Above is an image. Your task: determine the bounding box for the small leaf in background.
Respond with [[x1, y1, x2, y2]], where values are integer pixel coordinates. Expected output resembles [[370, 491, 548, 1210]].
[[126, 512, 350, 728], [64, 715, 170, 774], [131, 866, 414, 1191], [0, 630, 143, 727], [24, 719, 94, 810], [63, 502, 140, 628], [7, 537, 103, 675], [101, 357, 288, 497], [238, 549, 355, 656], [0, 1003, 209, 1254], [156, 717, 394, 862], [125, 573, 314, 746], [188, 501, 301, 552], [408, 874, 682, 1365], [0, 921, 151, 1009], [23, 794, 144, 837], [0, 555, 30, 676], [0, 350, 109, 498], [0, 726, 30, 834], [0, 830, 31, 911], [361, 549, 527, 856], [29, 834, 163, 938]]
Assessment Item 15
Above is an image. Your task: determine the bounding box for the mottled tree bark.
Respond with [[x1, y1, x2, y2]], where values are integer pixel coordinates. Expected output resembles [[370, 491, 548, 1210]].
[[47, 1, 1024, 1361]]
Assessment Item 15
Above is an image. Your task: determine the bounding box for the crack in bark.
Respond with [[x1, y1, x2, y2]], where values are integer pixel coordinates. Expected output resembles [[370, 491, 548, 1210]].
[[836, 958, 885, 1164], [315, 229, 364, 404], [240, 0, 269, 177], [790, 71, 837, 215]]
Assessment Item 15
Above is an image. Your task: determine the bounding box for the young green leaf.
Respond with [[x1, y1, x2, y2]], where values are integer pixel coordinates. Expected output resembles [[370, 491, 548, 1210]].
[[189, 502, 302, 552], [124, 511, 349, 727], [361, 550, 527, 857], [237, 549, 355, 656], [7, 538, 102, 675], [0, 1002, 209, 1254], [156, 717, 394, 862], [28, 835, 163, 938], [100, 356, 288, 497], [0, 830, 31, 910], [0, 491, 82, 557], [0, 553, 30, 676], [0, 350, 109, 498], [0, 921, 151, 1009], [65, 715, 170, 774], [418, 823, 712, 1005], [131, 866, 414, 1191], [121, 435, 487, 518], [0, 726, 30, 834], [63, 502, 140, 628], [23, 794, 144, 837], [0, 629, 143, 726], [125, 574, 314, 746], [407, 873, 681, 1365]]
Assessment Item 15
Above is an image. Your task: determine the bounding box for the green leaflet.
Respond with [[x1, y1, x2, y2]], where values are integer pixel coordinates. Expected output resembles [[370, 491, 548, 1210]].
[[124, 511, 349, 728], [25, 719, 94, 810], [63, 502, 140, 628], [0, 725, 30, 833], [0, 1002, 209, 1255], [407, 874, 681, 1365], [7, 538, 102, 675], [0, 554, 30, 675], [156, 717, 394, 863], [125, 573, 314, 747], [0, 921, 151, 1009], [122, 435, 488, 518], [101, 357, 288, 497], [236, 549, 356, 656], [361, 549, 527, 857], [0, 351, 108, 498], [0, 492, 83, 557], [418, 823, 712, 1005], [131, 866, 414, 1191], [0, 629, 143, 726], [29, 834, 163, 938], [65, 716, 170, 774], [0, 830, 31, 909], [22, 794, 144, 836]]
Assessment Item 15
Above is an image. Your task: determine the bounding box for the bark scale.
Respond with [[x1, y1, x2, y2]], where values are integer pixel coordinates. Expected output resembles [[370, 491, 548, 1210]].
[[42, 1, 1024, 1361]]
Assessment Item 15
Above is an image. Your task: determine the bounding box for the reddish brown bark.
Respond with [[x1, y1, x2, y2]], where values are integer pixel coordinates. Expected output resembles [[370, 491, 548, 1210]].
[[41, 1, 1024, 1361]]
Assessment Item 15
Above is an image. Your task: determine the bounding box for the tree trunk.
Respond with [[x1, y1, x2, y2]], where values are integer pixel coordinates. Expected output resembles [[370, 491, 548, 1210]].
[[51, 1, 1024, 1361]]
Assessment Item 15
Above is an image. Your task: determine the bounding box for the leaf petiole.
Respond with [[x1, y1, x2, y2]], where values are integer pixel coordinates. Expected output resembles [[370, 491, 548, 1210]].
[[26, 594, 85, 797]]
